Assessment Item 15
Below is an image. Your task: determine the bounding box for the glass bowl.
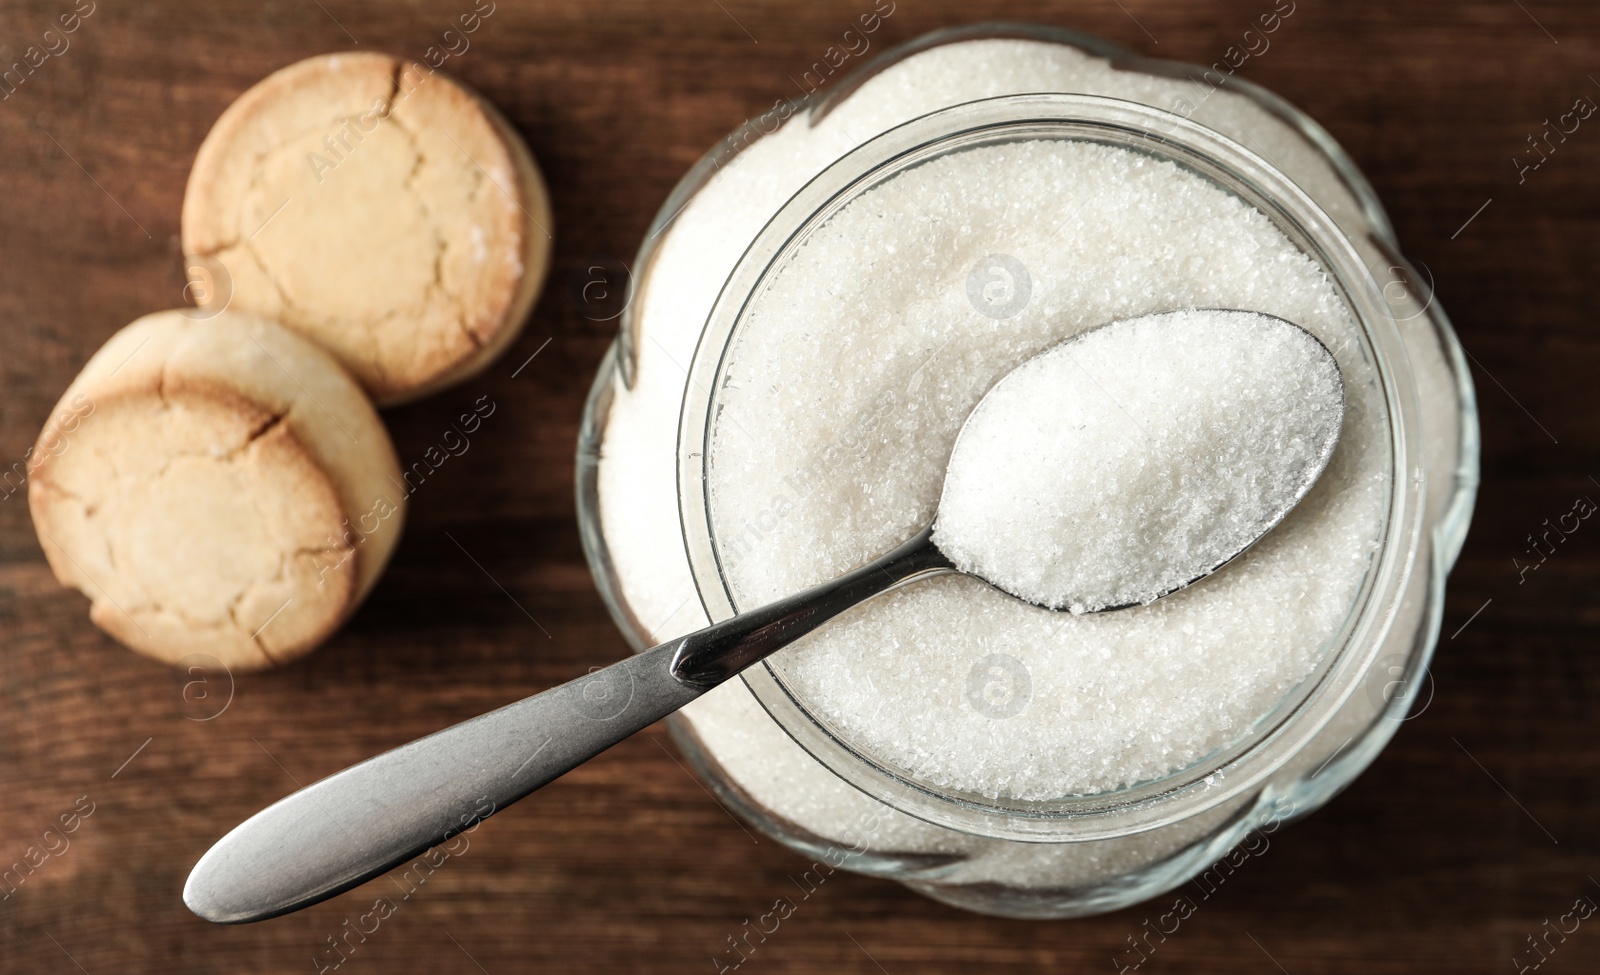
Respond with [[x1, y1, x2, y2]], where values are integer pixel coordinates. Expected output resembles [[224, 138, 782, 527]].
[[577, 24, 1478, 917]]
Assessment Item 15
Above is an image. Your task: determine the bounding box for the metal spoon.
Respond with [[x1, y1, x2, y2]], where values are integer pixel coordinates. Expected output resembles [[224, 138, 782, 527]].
[[185, 310, 1344, 923]]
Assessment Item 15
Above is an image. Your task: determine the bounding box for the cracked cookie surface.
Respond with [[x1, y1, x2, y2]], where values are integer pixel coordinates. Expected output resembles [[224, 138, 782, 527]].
[[29, 310, 406, 669], [182, 51, 552, 404]]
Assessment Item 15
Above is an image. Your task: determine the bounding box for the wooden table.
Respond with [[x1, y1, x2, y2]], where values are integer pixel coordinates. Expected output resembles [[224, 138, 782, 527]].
[[1, 1, 1596, 972]]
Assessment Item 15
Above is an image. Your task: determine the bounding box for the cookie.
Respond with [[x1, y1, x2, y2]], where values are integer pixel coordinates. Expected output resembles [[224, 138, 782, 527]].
[[182, 52, 553, 405], [28, 310, 406, 670]]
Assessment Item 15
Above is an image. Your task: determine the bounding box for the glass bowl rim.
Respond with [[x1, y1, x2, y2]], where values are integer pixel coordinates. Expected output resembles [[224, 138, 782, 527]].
[[672, 91, 1427, 842]]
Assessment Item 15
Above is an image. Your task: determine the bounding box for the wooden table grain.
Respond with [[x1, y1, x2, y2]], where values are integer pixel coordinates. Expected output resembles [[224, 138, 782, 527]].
[[1, 1, 1597, 972]]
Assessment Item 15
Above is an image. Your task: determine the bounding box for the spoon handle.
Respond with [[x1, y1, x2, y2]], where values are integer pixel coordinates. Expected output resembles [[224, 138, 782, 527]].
[[186, 527, 950, 924], [184, 641, 702, 923], [667, 525, 950, 686]]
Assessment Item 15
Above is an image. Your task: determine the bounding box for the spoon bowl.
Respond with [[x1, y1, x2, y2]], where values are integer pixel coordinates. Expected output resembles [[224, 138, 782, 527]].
[[934, 307, 1345, 612]]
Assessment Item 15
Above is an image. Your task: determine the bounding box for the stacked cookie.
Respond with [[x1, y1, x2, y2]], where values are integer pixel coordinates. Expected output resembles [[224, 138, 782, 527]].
[[28, 52, 553, 670]]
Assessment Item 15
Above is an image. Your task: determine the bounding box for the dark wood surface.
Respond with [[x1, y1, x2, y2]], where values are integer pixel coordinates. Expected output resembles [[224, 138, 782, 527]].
[[2, 1, 1597, 972]]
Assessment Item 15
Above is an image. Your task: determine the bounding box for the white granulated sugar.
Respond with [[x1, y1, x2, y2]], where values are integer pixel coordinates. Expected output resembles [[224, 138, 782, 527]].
[[595, 34, 1463, 886], [702, 138, 1388, 800], [933, 309, 1345, 614]]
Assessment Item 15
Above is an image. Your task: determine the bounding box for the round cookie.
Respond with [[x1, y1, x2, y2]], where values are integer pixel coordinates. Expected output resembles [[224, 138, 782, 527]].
[[28, 310, 406, 670], [181, 52, 553, 405]]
